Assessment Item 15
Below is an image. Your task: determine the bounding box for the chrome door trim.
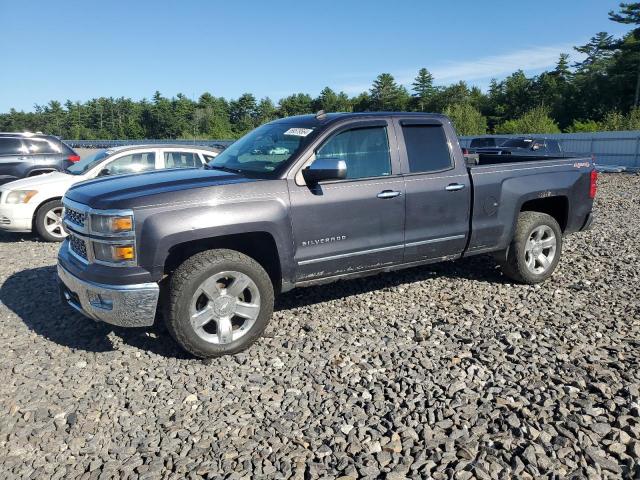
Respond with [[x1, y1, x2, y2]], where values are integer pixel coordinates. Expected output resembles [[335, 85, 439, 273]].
[[297, 244, 404, 266], [405, 234, 466, 248], [297, 234, 467, 266]]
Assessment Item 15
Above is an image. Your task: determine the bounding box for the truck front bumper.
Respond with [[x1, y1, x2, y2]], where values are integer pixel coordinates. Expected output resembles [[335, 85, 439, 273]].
[[57, 264, 159, 327]]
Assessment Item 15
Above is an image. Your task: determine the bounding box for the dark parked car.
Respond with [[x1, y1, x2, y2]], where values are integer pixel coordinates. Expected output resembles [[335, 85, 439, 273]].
[[474, 137, 562, 156], [468, 137, 508, 149], [0, 133, 79, 185], [58, 112, 596, 358]]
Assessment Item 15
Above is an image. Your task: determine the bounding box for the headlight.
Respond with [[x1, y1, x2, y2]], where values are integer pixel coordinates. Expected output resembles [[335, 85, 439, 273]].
[[91, 214, 133, 234], [5, 190, 38, 204], [93, 242, 136, 263]]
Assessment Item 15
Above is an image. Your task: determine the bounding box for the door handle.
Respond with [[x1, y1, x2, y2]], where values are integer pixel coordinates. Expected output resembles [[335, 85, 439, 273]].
[[445, 183, 465, 191], [377, 190, 402, 199]]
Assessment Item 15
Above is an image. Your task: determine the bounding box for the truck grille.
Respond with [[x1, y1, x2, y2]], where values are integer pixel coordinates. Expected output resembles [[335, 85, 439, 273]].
[[65, 207, 86, 227], [69, 234, 88, 260], [0, 216, 10, 225]]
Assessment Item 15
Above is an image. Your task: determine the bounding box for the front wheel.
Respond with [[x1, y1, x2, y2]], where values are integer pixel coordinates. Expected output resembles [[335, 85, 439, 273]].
[[165, 249, 274, 358], [35, 199, 67, 242], [500, 211, 562, 284]]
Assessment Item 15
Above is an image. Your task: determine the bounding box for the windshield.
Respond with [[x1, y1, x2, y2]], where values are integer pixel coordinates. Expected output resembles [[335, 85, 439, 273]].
[[65, 149, 109, 175], [208, 124, 313, 175], [501, 138, 534, 149]]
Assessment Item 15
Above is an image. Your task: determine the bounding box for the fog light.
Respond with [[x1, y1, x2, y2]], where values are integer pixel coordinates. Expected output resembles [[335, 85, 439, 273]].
[[88, 292, 113, 310], [93, 242, 136, 264], [114, 245, 135, 261]]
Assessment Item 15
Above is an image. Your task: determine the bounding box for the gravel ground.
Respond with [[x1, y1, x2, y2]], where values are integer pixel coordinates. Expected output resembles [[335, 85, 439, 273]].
[[0, 174, 639, 480]]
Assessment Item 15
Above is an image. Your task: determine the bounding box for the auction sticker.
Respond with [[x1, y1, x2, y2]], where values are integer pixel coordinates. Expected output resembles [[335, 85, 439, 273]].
[[284, 127, 313, 137]]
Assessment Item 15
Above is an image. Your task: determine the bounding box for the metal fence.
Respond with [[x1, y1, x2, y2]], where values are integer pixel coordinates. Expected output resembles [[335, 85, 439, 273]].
[[460, 131, 640, 171], [63, 139, 234, 149]]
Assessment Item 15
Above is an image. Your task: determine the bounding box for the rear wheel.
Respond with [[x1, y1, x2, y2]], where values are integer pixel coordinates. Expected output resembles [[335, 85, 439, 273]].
[[165, 249, 274, 358], [500, 211, 562, 284], [35, 199, 67, 242]]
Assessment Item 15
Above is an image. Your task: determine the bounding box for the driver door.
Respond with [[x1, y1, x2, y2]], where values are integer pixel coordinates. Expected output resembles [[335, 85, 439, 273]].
[[288, 119, 405, 281]]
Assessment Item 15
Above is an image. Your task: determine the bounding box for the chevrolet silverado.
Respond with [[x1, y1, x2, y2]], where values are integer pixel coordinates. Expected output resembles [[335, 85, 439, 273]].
[[57, 112, 596, 358]]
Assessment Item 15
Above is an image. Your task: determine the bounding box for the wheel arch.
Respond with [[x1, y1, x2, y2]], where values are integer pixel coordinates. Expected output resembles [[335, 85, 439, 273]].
[[163, 232, 283, 294], [520, 196, 569, 232], [31, 196, 63, 229]]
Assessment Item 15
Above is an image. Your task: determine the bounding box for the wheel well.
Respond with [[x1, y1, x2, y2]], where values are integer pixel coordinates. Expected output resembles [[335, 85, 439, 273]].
[[520, 196, 568, 231], [164, 232, 282, 293], [31, 197, 63, 229]]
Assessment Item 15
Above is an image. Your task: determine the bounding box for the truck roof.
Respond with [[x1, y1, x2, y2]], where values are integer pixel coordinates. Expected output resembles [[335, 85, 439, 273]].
[[268, 112, 450, 128]]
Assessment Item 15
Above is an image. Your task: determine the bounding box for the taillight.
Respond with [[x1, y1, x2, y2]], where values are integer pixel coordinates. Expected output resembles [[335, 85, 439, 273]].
[[589, 170, 598, 199], [462, 147, 469, 155], [68, 155, 80, 163]]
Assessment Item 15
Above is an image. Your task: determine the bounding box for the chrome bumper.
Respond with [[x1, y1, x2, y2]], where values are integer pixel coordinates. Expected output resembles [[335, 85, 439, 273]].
[[57, 264, 159, 327]]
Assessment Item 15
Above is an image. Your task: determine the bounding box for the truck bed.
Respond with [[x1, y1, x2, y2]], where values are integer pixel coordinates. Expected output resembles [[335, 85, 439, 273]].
[[465, 155, 594, 256]]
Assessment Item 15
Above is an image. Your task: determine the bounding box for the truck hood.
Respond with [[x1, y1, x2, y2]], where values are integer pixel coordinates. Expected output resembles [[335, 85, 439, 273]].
[[64, 168, 259, 210], [0, 171, 77, 191]]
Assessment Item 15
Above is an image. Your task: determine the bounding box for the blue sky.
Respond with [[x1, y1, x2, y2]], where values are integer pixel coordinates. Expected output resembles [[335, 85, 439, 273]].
[[0, 0, 631, 112]]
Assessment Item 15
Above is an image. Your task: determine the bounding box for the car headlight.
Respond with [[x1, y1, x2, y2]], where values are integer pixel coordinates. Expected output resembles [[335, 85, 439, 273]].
[[93, 242, 136, 263], [5, 190, 38, 204], [91, 214, 133, 234]]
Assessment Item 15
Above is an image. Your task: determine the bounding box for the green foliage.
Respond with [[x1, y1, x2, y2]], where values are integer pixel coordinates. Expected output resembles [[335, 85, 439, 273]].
[[278, 93, 313, 117], [411, 68, 436, 111], [600, 107, 640, 130], [566, 119, 601, 132], [495, 107, 561, 134], [443, 103, 487, 136], [314, 87, 352, 112], [369, 73, 411, 111]]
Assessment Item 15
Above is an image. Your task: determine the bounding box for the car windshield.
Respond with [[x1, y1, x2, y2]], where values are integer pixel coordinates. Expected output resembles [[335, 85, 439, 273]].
[[501, 138, 534, 148], [65, 150, 110, 175], [208, 124, 313, 175]]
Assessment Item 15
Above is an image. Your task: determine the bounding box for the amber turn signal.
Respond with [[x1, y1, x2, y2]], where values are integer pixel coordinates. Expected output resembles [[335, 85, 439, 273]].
[[111, 216, 133, 232], [113, 245, 135, 261]]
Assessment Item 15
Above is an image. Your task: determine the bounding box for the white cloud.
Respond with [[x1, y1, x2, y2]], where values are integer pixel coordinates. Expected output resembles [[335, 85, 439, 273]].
[[338, 43, 583, 93]]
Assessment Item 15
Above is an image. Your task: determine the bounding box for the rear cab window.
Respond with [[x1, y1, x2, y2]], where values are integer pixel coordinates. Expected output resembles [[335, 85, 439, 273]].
[[400, 124, 453, 173], [470, 138, 494, 148]]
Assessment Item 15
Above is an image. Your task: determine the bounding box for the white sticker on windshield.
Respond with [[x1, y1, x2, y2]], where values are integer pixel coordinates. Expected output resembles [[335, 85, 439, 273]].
[[284, 127, 313, 137]]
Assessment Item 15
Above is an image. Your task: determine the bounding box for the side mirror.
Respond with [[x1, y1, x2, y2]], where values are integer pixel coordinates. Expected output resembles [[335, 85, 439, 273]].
[[98, 168, 110, 177], [302, 158, 347, 184]]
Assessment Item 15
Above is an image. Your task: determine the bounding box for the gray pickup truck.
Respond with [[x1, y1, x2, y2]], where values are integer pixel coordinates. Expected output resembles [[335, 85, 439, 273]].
[[57, 112, 596, 358]]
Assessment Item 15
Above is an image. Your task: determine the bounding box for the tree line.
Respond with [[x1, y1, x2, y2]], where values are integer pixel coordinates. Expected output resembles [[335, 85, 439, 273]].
[[1, 3, 639, 139]]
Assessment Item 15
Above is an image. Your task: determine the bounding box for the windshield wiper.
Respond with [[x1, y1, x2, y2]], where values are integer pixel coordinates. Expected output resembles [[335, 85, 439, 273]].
[[205, 165, 244, 174]]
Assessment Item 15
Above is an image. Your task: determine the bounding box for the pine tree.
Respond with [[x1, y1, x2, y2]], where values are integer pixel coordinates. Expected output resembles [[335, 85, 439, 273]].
[[574, 32, 616, 71], [411, 68, 436, 111], [370, 73, 409, 111], [609, 2, 640, 106]]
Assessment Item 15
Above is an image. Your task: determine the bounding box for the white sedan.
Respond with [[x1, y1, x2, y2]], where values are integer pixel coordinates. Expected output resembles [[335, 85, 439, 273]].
[[0, 144, 220, 241]]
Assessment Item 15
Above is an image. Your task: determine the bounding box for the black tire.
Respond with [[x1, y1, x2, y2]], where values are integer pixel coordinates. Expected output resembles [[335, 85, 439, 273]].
[[499, 211, 562, 284], [165, 249, 274, 358], [35, 199, 67, 242]]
